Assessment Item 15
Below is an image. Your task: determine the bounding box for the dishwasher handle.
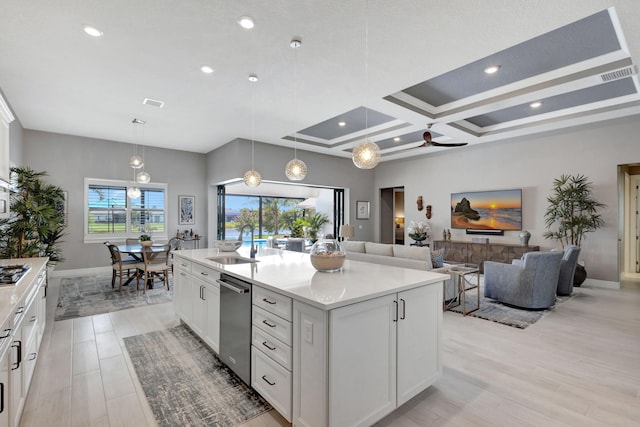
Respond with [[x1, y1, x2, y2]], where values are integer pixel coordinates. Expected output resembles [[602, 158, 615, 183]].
[[216, 279, 250, 294]]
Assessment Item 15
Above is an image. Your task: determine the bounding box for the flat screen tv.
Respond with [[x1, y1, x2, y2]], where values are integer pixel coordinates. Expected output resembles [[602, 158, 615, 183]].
[[451, 189, 522, 231]]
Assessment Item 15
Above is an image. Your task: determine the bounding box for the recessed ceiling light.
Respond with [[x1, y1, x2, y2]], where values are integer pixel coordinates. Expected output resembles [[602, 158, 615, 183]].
[[530, 101, 543, 108], [394, 137, 401, 142], [238, 16, 255, 29], [338, 121, 346, 127], [484, 65, 501, 74], [200, 65, 214, 74], [248, 73, 258, 82], [83, 25, 103, 37]]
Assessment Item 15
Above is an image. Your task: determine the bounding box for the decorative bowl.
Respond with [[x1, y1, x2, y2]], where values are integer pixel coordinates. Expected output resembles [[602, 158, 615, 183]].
[[214, 240, 243, 252]]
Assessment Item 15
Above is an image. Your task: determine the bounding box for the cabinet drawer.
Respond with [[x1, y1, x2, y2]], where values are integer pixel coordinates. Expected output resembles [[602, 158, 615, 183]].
[[253, 306, 292, 346], [252, 326, 292, 370], [176, 258, 192, 273], [21, 299, 38, 346], [191, 263, 219, 284], [252, 346, 292, 422], [253, 286, 292, 321]]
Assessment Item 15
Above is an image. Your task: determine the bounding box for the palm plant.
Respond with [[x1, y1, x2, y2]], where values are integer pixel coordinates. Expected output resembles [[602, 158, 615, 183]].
[[307, 212, 331, 242], [0, 167, 66, 265], [543, 174, 605, 248]]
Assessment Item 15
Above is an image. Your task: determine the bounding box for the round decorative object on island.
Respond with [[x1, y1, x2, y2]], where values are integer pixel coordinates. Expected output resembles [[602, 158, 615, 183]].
[[309, 238, 346, 272]]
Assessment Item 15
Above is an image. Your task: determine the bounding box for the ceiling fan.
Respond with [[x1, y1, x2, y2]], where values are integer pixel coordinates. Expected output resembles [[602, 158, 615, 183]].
[[418, 125, 468, 148]]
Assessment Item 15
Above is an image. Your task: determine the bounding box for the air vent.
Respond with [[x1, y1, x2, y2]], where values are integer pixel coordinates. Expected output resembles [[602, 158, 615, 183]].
[[600, 66, 636, 82], [142, 97, 165, 108]]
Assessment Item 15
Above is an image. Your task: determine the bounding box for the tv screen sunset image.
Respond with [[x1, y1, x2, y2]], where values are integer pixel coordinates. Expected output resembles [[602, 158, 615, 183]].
[[450, 189, 522, 230]]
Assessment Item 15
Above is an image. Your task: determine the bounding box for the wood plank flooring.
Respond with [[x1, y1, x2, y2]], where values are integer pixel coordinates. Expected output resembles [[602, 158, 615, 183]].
[[19, 277, 639, 427]]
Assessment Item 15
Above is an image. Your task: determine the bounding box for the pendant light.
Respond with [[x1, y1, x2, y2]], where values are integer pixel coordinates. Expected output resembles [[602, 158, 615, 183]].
[[352, 0, 381, 169], [134, 119, 151, 184], [244, 73, 262, 187], [285, 38, 307, 181]]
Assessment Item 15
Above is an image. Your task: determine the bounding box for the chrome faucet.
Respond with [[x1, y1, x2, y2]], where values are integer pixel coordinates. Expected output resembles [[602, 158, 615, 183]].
[[238, 224, 257, 258]]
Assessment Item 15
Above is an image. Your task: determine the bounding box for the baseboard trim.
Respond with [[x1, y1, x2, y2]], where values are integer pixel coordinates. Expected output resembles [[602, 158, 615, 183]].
[[581, 278, 620, 290], [49, 266, 111, 278]]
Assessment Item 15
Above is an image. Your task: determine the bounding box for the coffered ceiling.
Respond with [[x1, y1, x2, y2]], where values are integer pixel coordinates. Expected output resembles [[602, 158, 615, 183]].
[[0, 1, 639, 163]]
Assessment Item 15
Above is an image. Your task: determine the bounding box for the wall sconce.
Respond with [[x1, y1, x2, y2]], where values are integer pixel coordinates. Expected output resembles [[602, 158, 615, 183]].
[[426, 205, 432, 219], [417, 196, 423, 211]]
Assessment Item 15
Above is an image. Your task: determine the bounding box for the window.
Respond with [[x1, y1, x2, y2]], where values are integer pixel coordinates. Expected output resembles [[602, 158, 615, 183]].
[[84, 178, 168, 242]]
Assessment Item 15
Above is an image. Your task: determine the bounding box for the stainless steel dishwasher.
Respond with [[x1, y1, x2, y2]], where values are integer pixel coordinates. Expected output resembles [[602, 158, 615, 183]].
[[217, 273, 252, 385]]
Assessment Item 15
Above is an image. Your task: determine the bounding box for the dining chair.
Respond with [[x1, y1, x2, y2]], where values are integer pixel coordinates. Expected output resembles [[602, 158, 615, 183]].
[[167, 237, 181, 277], [125, 238, 139, 246], [107, 244, 138, 292], [135, 244, 172, 293]]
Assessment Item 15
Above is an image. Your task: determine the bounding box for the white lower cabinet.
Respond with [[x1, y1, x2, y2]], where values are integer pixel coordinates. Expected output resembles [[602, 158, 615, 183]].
[[0, 342, 9, 427], [251, 285, 293, 422], [174, 257, 220, 354], [293, 283, 442, 427]]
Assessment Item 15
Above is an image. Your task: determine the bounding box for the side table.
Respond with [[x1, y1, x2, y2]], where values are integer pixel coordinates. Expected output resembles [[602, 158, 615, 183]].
[[437, 263, 480, 316]]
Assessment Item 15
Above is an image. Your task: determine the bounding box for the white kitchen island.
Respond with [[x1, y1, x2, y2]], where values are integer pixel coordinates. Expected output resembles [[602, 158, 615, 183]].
[[173, 247, 448, 427]]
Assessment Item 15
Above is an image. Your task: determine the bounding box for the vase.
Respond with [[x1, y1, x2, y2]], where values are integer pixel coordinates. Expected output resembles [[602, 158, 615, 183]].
[[446, 229, 451, 241], [519, 230, 531, 246], [140, 240, 153, 247], [309, 238, 346, 272], [573, 264, 587, 287]]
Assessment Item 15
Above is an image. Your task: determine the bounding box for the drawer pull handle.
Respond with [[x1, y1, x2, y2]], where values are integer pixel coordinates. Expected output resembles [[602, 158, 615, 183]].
[[262, 341, 276, 351], [180, 263, 188, 267], [29, 315, 37, 323], [15, 307, 24, 315], [262, 319, 276, 328], [0, 329, 11, 340], [200, 271, 208, 276], [28, 352, 37, 361], [261, 375, 276, 386], [262, 298, 276, 305]]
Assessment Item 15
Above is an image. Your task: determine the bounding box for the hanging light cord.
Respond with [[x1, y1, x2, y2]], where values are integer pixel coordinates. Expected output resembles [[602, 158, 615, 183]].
[[251, 81, 255, 170], [364, 0, 369, 140], [293, 43, 298, 159]]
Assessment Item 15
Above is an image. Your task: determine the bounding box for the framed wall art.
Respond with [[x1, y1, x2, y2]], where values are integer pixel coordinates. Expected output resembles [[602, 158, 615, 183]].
[[178, 195, 195, 225], [356, 200, 370, 220]]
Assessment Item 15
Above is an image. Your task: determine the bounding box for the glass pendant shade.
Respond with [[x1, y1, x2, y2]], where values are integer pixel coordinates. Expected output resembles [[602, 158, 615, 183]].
[[285, 158, 307, 181], [352, 140, 381, 169], [243, 169, 262, 187], [129, 155, 144, 169], [127, 186, 141, 199], [136, 171, 151, 184]]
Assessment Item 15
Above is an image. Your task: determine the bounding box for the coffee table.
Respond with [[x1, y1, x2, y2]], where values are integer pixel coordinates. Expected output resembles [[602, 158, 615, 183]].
[[438, 263, 480, 315]]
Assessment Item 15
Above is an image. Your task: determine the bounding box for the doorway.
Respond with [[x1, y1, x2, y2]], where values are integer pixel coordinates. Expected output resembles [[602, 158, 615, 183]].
[[380, 187, 404, 245], [618, 163, 640, 284]]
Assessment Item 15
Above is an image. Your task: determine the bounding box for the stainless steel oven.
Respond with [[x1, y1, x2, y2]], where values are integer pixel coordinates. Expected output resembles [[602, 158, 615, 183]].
[[217, 273, 252, 385]]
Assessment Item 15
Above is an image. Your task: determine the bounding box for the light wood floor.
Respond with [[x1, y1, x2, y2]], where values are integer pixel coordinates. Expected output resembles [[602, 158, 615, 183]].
[[19, 277, 640, 427]]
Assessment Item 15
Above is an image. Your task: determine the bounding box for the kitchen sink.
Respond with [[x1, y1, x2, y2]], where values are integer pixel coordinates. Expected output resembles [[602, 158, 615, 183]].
[[206, 256, 257, 265]]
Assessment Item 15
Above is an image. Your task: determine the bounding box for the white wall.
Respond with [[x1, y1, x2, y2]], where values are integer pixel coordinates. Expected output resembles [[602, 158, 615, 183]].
[[374, 117, 640, 282], [23, 130, 207, 270]]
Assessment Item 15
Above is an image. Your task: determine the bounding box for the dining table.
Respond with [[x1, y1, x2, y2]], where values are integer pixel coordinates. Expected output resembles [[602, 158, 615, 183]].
[[117, 244, 168, 288]]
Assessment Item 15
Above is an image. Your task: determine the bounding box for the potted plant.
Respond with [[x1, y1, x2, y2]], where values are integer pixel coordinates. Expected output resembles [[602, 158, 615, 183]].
[[307, 212, 331, 243], [139, 234, 153, 246], [0, 167, 66, 266], [543, 174, 606, 285]]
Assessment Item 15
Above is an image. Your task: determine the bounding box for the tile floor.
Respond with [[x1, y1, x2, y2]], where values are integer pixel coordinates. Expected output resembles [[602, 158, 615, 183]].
[[18, 275, 640, 426]]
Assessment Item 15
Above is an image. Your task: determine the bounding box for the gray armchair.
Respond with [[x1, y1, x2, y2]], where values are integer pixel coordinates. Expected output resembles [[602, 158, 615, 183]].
[[484, 251, 563, 309], [556, 245, 581, 296]]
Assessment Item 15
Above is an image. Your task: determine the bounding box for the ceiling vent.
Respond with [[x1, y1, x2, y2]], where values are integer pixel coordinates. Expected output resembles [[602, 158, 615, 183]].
[[142, 97, 165, 108], [600, 66, 636, 82]]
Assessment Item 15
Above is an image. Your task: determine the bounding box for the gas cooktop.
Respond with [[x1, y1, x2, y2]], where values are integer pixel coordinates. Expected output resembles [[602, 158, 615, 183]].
[[0, 264, 31, 286]]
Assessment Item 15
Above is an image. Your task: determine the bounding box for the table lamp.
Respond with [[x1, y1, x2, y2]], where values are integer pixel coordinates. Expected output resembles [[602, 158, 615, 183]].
[[339, 224, 355, 241]]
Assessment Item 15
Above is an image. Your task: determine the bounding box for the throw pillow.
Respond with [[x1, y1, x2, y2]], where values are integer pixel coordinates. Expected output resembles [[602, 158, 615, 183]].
[[431, 248, 445, 268]]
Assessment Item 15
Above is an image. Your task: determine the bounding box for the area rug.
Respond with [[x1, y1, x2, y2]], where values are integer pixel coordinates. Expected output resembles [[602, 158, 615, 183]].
[[447, 276, 574, 329], [123, 325, 271, 427], [55, 275, 173, 321]]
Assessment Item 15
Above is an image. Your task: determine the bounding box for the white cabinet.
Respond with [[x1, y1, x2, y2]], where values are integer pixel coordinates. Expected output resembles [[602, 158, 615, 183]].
[[293, 283, 442, 427], [0, 340, 9, 427], [251, 285, 293, 422], [173, 257, 220, 354], [0, 92, 14, 186]]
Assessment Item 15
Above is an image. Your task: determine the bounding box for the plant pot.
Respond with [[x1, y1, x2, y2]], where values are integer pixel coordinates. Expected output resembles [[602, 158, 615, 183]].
[[140, 240, 153, 247], [573, 264, 587, 287]]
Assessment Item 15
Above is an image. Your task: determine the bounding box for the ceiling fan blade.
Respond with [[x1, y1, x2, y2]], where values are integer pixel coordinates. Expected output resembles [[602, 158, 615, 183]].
[[431, 141, 468, 147]]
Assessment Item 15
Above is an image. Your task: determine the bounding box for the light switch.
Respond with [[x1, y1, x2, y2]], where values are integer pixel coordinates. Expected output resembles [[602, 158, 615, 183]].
[[303, 319, 313, 344]]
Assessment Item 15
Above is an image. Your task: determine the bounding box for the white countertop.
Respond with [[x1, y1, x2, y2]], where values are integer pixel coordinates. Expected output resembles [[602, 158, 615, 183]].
[[175, 247, 449, 310], [0, 257, 48, 328]]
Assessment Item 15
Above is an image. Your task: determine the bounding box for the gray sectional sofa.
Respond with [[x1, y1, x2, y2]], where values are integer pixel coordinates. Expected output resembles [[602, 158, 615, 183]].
[[341, 241, 433, 270]]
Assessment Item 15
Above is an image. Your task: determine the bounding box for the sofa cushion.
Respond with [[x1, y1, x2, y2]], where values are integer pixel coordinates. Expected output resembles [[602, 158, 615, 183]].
[[341, 241, 365, 253], [393, 245, 429, 261], [365, 242, 394, 256], [345, 252, 431, 270]]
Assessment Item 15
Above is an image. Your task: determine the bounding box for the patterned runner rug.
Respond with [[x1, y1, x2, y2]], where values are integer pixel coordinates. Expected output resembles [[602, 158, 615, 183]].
[[124, 325, 271, 427], [55, 274, 173, 321], [447, 276, 575, 329]]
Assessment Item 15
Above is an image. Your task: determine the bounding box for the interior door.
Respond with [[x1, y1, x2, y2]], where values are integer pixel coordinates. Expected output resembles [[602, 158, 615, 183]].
[[380, 188, 394, 244]]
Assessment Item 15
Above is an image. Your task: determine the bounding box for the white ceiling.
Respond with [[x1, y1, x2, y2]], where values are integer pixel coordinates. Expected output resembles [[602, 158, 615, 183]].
[[1, 0, 639, 163]]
